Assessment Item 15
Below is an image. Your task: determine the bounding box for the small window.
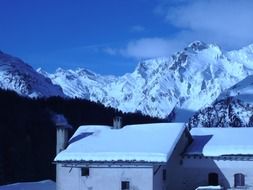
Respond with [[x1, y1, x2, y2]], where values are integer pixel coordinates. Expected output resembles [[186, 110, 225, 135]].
[[81, 167, 89, 176], [163, 169, 167, 181], [121, 181, 130, 190], [208, 172, 219, 186], [234, 173, 245, 187]]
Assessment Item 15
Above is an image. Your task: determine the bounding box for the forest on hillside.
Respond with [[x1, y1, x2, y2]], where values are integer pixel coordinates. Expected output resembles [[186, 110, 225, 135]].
[[0, 89, 164, 185]]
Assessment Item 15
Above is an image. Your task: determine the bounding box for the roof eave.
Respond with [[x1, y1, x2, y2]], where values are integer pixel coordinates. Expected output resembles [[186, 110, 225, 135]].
[[183, 154, 253, 161], [53, 160, 167, 167]]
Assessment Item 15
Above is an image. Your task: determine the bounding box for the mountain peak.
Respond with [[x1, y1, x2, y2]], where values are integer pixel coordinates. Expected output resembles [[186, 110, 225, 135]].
[[186, 41, 209, 52], [36, 67, 50, 77], [76, 68, 96, 77], [42, 42, 253, 120], [0, 50, 65, 98], [55, 67, 66, 73]]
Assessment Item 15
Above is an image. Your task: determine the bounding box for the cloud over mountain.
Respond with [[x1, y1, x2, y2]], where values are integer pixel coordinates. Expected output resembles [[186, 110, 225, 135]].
[[118, 38, 185, 59], [162, 0, 253, 49]]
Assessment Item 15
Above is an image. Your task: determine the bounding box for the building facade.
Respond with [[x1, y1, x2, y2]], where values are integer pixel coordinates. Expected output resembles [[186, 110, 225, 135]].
[[55, 124, 253, 190], [181, 127, 253, 190], [55, 123, 189, 190]]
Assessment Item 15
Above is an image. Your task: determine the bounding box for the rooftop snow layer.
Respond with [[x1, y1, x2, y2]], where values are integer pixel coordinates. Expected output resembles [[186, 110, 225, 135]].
[[55, 123, 186, 163], [187, 128, 253, 156]]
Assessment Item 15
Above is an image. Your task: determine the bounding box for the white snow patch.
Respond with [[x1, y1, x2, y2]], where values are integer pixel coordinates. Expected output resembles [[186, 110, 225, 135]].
[[0, 180, 55, 190], [195, 185, 223, 190]]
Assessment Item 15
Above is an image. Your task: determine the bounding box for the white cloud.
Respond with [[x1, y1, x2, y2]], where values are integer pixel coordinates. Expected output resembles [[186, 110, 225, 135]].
[[163, 0, 253, 49], [120, 38, 186, 59], [106, 0, 253, 61]]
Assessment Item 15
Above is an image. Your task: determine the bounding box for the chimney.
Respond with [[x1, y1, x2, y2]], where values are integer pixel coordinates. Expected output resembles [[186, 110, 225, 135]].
[[53, 114, 72, 154], [113, 116, 122, 129]]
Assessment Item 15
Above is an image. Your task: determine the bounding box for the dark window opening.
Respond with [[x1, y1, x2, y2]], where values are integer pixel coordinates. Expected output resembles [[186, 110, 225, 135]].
[[208, 172, 219, 186], [81, 167, 89, 176], [121, 181, 130, 190], [163, 169, 167, 181], [234, 173, 245, 187]]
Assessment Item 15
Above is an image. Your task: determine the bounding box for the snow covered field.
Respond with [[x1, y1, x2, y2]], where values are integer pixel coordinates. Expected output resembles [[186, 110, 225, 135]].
[[0, 180, 55, 190]]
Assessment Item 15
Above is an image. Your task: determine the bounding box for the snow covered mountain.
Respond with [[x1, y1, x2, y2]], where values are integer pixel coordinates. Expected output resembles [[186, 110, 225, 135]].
[[39, 41, 253, 120], [218, 74, 253, 104], [0, 51, 65, 98], [188, 73, 253, 128], [188, 97, 253, 128]]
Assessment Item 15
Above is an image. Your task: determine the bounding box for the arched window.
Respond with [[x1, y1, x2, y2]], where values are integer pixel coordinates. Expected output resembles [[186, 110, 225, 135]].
[[234, 173, 245, 187], [208, 172, 219, 186]]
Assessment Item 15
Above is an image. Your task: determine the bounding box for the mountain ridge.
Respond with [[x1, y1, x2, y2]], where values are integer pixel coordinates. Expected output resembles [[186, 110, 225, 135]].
[[39, 41, 253, 120], [2, 41, 253, 122], [0, 51, 65, 98]]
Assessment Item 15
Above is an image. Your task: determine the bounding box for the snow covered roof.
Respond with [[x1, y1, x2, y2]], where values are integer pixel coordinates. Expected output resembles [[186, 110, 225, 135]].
[[55, 123, 186, 163], [186, 128, 253, 157]]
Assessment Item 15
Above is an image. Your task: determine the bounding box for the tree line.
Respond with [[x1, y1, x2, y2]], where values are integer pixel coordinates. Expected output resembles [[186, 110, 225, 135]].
[[0, 89, 164, 185]]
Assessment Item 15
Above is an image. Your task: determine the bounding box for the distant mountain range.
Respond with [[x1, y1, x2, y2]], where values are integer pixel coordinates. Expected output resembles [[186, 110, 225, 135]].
[[1, 41, 253, 124], [0, 51, 65, 97]]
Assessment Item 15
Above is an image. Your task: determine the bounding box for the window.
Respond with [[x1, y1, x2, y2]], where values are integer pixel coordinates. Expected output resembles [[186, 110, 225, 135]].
[[234, 173, 245, 187], [163, 169, 167, 181], [121, 181, 130, 190], [81, 167, 89, 176], [208, 172, 219, 186]]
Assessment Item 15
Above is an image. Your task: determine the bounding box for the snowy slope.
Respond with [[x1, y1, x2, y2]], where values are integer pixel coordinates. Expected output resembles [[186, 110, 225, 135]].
[[0, 180, 55, 190], [218, 74, 253, 104], [188, 72, 253, 128], [37, 67, 115, 100], [0, 51, 65, 98], [188, 97, 253, 128], [40, 42, 253, 119]]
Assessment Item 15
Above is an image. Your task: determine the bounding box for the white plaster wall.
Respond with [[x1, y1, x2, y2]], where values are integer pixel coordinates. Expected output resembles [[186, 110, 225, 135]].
[[57, 165, 153, 190], [178, 158, 253, 190], [57, 165, 80, 190]]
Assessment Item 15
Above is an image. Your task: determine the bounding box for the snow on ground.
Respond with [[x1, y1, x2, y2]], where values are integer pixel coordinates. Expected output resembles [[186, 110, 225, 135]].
[[195, 185, 223, 190], [187, 128, 253, 156], [0, 180, 55, 190], [55, 123, 186, 163]]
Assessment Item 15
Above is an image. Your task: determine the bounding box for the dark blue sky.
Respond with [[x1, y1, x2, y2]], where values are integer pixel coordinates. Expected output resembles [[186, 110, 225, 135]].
[[1, 0, 253, 75]]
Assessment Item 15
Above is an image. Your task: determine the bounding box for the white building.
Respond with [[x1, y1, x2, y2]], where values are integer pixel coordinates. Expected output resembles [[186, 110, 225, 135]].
[[54, 123, 190, 190], [54, 124, 253, 190], [179, 127, 253, 190]]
